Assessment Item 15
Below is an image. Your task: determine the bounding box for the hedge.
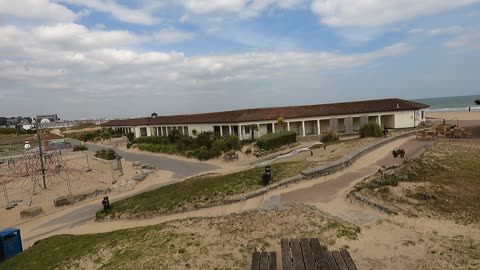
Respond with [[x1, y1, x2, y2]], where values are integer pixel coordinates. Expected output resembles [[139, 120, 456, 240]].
[[134, 136, 169, 145], [256, 131, 297, 150], [137, 143, 177, 155]]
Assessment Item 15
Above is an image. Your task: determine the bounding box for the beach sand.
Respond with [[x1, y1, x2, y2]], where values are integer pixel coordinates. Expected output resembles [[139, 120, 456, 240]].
[[426, 111, 480, 121]]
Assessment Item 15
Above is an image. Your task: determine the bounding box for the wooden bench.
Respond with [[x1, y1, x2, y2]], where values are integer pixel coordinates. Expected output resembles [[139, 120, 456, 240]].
[[251, 251, 277, 270], [281, 238, 357, 270]]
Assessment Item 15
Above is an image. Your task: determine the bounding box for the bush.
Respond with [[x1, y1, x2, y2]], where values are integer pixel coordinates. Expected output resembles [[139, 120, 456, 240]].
[[0, 128, 16, 135], [321, 129, 339, 143], [73, 145, 88, 152], [137, 144, 177, 154], [196, 132, 215, 148], [126, 132, 135, 142], [256, 131, 297, 150], [95, 148, 118, 160], [175, 136, 197, 151], [359, 122, 383, 138], [222, 135, 241, 151], [126, 142, 132, 149], [167, 129, 183, 144], [133, 136, 169, 145], [244, 148, 252, 155]]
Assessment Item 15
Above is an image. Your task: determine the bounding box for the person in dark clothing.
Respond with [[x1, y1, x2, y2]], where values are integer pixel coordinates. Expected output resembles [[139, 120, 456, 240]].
[[383, 126, 389, 138]]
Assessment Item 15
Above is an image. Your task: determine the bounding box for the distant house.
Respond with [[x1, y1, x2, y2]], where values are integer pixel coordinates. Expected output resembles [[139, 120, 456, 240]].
[[102, 98, 429, 140]]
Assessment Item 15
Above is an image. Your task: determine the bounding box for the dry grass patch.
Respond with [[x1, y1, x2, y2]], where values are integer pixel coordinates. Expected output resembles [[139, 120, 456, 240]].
[[355, 140, 480, 224], [2, 205, 359, 270]]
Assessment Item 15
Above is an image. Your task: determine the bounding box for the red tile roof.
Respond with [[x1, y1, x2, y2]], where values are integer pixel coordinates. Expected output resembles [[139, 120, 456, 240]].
[[102, 98, 429, 127]]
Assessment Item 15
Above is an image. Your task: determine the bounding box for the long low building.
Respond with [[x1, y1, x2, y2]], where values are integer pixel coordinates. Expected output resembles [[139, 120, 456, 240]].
[[102, 98, 429, 140]]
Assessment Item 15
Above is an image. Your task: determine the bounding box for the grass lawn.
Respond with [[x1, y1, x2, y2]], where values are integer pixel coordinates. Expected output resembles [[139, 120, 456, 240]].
[[356, 140, 480, 224], [2, 206, 358, 270], [97, 161, 316, 220]]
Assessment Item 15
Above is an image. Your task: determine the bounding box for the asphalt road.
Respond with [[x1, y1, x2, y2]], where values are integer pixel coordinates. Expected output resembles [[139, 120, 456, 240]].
[[66, 138, 219, 178], [24, 139, 220, 236]]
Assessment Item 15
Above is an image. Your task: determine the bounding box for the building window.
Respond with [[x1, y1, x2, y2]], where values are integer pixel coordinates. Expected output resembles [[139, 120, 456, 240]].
[[184, 126, 189, 135], [244, 126, 250, 133]]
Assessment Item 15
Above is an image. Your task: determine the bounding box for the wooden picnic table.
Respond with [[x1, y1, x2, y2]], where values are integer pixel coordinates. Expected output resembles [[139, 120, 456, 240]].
[[251, 251, 277, 270], [281, 238, 357, 270]]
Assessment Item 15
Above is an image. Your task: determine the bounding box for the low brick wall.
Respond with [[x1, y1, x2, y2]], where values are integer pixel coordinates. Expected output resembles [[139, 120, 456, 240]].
[[350, 192, 398, 215], [301, 130, 420, 178]]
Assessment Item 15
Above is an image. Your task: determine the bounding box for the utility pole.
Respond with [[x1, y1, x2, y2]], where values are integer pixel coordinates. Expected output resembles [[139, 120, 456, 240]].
[[36, 118, 47, 189]]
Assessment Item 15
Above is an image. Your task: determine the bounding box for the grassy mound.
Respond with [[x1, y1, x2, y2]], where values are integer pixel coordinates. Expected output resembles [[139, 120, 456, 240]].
[[96, 161, 315, 220]]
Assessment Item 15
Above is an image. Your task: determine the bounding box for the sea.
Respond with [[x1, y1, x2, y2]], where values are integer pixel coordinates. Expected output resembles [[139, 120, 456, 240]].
[[412, 95, 480, 112]]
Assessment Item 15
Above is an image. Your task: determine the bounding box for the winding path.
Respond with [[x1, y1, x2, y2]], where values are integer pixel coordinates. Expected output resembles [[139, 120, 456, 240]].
[[19, 136, 432, 248], [66, 139, 219, 179]]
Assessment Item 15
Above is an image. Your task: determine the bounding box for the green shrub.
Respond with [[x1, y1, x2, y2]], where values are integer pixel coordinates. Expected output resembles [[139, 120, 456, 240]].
[[73, 145, 88, 152], [212, 138, 227, 152], [0, 128, 16, 135], [256, 131, 297, 150], [134, 136, 169, 145], [321, 129, 339, 143], [244, 148, 252, 155], [359, 122, 383, 138], [95, 148, 118, 160], [222, 135, 241, 151], [126, 132, 135, 142], [167, 129, 183, 144], [175, 136, 197, 151], [196, 132, 215, 148], [137, 144, 177, 154], [126, 143, 132, 149]]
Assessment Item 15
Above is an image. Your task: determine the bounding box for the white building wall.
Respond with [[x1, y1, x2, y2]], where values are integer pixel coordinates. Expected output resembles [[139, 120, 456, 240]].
[[112, 109, 426, 139], [394, 110, 415, 128]]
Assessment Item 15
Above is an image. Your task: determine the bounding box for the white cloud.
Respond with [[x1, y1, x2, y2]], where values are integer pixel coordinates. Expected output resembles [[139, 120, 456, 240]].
[[0, 0, 76, 22], [57, 0, 158, 25], [154, 30, 195, 44], [33, 23, 138, 50], [178, 0, 305, 17], [444, 30, 480, 50], [428, 26, 464, 36], [311, 0, 479, 28], [179, 0, 245, 13], [0, 22, 411, 110]]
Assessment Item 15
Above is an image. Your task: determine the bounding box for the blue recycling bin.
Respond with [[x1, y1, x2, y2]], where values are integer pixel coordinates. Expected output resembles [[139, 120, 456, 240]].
[[0, 228, 23, 261]]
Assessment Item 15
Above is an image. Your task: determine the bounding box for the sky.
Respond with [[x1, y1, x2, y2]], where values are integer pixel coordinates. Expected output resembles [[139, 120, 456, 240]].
[[0, 0, 479, 119]]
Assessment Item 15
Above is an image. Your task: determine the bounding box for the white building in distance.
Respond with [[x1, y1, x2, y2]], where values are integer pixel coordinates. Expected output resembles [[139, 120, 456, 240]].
[[102, 98, 429, 140]]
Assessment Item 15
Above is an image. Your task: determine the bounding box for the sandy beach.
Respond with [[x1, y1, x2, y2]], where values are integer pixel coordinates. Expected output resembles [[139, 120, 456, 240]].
[[426, 111, 480, 121]]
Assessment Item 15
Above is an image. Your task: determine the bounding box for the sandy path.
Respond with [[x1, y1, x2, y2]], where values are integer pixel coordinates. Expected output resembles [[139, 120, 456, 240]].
[[17, 135, 433, 249]]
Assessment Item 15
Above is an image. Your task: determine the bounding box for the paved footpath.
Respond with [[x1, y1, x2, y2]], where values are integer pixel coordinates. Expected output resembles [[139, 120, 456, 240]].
[[20, 136, 432, 248], [66, 138, 219, 178]]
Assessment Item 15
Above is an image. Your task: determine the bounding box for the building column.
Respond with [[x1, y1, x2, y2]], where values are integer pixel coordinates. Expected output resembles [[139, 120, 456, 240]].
[[272, 122, 275, 133], [229, 126, 232, 136], [317, 120, 321, 135], [287, 122, 290, 131], [220, 126, 223, 137], [302, 121, 306, 136], [345, 117, 354, 134], [146, 127, 152, 136], [239, 125, 243, 140], [134, 127, 141, 138]]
